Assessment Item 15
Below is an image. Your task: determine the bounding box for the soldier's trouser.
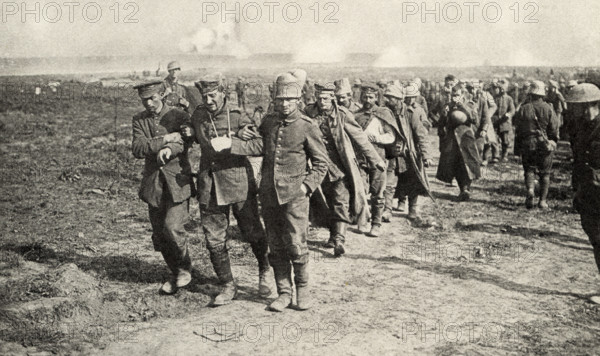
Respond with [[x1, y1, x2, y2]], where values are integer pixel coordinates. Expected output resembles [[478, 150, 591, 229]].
[[360, 164, 387, 226], [384, 159, 398, 214], [148, 195, 191, 275], [201, 192, 269, 280], [262, 196, 310, 265], [581, 213, 600, 274], [321, 177, 352, 224], [493, 131, 512, 157], [454, 156, 472, 192]]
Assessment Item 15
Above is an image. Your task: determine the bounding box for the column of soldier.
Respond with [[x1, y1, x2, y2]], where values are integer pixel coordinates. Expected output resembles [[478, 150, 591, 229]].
[[131, 61, 600, 309]]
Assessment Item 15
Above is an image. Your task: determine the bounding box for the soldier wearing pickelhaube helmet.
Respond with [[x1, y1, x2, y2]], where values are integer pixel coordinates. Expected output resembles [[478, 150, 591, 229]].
[[513, 80, 559, 210], [161, 61, 192, 113], [235, 69, 329, 312], [131, 81, 193, 295], [566, 83, 600, 304], [304, 82, 385, 256], [180, 73, 271, 306]]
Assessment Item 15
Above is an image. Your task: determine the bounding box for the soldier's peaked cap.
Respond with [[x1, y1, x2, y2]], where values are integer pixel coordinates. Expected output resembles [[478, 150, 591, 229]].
[[133, 80, 163, 99], [384, 84, 404, 99], [195, 73, 224, 94], [361, 83, 379, 93], [315, 82, 336, 94]]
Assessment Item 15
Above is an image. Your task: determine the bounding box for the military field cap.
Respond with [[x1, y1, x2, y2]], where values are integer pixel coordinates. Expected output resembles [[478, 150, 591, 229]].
[[353, 78, 362, 85], [548, 80, 559, 89], [404, 82, 420, 97], [384, 84, 404, 99], [361, 83, 379, 94], [565, 83, 600, 103], [445, 74, 456, 82], [167, 61, 181, 71], [274, 69, 306, 99], [133, 80, 164, 99], [334, 78, 352, 96], [529, 80, 546, 96], [315, 82, 336, 95], [195, 73, 224, 94], [413, 77, 422, 87], [567, 80, 579, 87]]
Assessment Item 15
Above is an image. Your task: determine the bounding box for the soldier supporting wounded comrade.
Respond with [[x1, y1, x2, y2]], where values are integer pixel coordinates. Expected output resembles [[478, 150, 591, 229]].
[[131, 81, 193, 295], [180, 74, 272, 306]]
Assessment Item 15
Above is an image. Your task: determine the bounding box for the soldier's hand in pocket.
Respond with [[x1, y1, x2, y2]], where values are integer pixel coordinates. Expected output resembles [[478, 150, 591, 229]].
[[163, 132, 183, 144], [157, 148, 172, 165]]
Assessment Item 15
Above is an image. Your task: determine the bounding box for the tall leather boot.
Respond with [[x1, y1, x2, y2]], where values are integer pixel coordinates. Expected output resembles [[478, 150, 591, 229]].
[[407, 195, 420, 220], [210, 250, 237, 306], [251, 241, 272, 297], [538, 174, 550, 209], [333, 221, 347, 257], [293, 262, 311, 310], [269, 258, 292, 312], [324, 222, 337, 249], [524, 171, 536, 209]]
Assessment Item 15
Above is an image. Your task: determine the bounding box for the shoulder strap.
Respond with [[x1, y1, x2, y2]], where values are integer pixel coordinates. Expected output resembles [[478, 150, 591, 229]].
[[529, 105, 549, 140]]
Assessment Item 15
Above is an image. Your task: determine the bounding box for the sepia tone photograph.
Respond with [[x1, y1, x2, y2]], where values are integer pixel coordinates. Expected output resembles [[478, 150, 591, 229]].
[[1, 0, 600, 354]]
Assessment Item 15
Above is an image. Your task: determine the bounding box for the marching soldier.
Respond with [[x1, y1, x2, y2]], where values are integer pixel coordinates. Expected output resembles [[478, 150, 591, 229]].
[[382, 83, 433, 221], [466, 81, 491, 159], [513, 81, 559, 209], [335, 78, 362, 113], [181, 74, 271, 306], [131, 81, 193, 295], [489, 80, 516, 163], [161, 61, 191, 113], [305, 83, 385, 256], [235, 69, 329, 311], [412, 78, 429, 117], [352, 79, 363, 103], [566, 83, 600, 303], [436, 86, 481, 201], [354, 83, 398, 237], [235, 77, 247, 112], [547, 80, 567, 136]]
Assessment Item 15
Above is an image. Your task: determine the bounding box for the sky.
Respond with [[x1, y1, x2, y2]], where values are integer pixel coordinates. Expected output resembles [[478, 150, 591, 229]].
[[1, 0, 599, 66]]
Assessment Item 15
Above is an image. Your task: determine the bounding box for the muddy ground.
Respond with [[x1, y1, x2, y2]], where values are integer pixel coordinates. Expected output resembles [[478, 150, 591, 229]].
[[1, 72, 600, 356]]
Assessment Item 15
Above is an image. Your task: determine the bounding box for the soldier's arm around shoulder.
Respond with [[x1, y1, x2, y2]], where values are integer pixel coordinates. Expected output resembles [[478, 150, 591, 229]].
[[230, 112, 268, 156], [303, 119, 329, 193], [132, 113, 164, 159]]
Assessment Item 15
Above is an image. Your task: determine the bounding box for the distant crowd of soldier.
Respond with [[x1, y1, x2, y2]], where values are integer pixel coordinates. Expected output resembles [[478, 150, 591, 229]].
[[130, 61, 600, 308]]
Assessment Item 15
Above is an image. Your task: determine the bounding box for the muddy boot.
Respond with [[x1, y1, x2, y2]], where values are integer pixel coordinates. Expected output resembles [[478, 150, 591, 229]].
[[383, 186, 394, 222], [525, 171, 535, 209], [538, 174, 550, 209], [333, 222, 347, 257], [395, 196, 406, 212], [251, 242, 272, 297], [367, 224, 382, 237], [210, 250, 237, 306], [269, 259, 292, 312], [293, 262, 311, 310], [407, 195, 421, 220], [458, 182, 471, 201], [324, 222, 338, 248]]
